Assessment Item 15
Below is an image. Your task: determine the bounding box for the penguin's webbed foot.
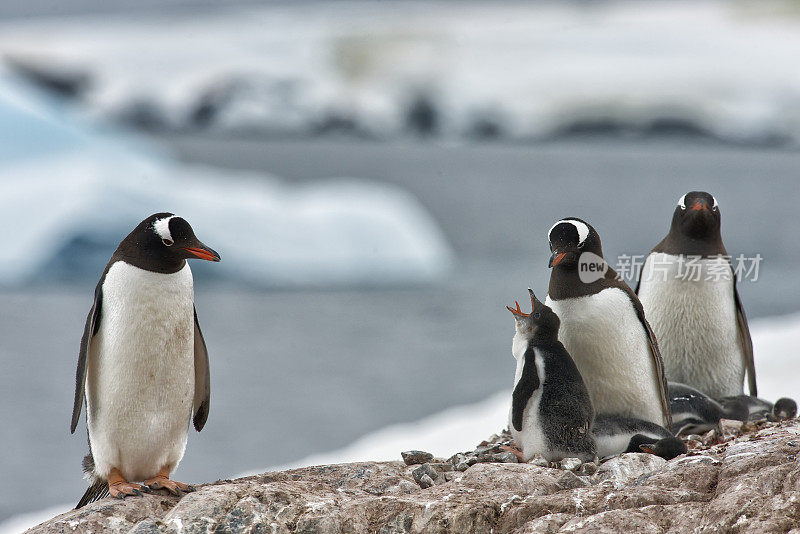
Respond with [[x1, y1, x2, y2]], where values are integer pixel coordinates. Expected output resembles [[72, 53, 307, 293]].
[[500, 444, 526, 462], [107, 468, 145, 499], [143, 474, 196, 496]]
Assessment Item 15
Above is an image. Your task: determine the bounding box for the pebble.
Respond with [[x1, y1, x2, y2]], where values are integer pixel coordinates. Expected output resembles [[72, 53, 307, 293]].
[[719, 419, 743, 439], [492, 451, 519, 463], [412, 464, 440, 486], [559, 458, 582, 471], [418, 474, 435, 489], [443, 471, 462, 482], [401, 450, 434, 466], [577, 462, 598, 476]]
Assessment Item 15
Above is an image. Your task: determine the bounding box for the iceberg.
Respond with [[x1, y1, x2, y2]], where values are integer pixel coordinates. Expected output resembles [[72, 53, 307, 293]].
[[0, 71, 452, 286]]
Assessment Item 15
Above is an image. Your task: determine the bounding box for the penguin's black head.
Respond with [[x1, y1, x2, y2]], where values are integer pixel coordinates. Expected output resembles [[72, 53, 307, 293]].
[[547, 218, 603, 269], [507, 288, 560, 340], [773, 397, 798, 420], [671, 191, 720, 241], [638, 436, 687, 460], [117, 213, 221, 273]]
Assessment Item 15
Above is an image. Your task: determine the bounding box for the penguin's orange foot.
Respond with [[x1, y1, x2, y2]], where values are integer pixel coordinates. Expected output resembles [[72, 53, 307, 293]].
[[143, 475, 195, 496], [108, 481, 145, 498], [107, 468, 145, 499], [501, 444, 526, 462]]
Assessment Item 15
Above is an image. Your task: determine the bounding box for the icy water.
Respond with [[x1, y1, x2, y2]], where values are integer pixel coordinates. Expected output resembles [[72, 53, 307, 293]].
[[3, 138, 800, 520]]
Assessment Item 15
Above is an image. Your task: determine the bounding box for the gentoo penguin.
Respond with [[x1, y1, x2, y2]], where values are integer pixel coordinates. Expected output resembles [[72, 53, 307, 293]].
[[668, 382, 748, 436], [593, 414, 686, 460], [545, 218, 671, 428], [636, 191, 756, 399], [70, 213, 220, 507], [717, 395, 798, 422], [504, 289, 596, 463]]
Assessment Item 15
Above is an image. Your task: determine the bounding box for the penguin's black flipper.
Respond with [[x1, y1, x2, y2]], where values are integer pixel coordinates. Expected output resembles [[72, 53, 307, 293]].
[[732, 272, 757, 397], [512, 346, 540, 432], [71, 280, 104, 434], [192, 306, 211, 432]]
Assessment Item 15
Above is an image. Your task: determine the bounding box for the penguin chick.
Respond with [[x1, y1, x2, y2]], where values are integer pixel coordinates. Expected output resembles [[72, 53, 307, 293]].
[[669, 382, 745, 436], [717, 395, 774, 422], [773, 398, 798, 419], [637, 437, 688, 460], [505, 289, 596, 463], [593, 414, 684, 460]]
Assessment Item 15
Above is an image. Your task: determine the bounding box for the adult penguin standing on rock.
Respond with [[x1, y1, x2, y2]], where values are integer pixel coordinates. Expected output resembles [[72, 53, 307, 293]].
[[71, 213, 220, 507], [636, 192, 756, 399]]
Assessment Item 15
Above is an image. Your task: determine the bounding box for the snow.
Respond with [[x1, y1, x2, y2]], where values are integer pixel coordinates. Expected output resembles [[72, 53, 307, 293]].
[[2, 312, 799, 532], [2, 1, 800, 143], [0, 70, 453, 286]]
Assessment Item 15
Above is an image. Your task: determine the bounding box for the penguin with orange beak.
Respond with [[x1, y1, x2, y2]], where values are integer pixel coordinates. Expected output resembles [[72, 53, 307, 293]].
[[636, 192, 757, 400], [71, 213, 220, 507], [504, 289, 596, 463]]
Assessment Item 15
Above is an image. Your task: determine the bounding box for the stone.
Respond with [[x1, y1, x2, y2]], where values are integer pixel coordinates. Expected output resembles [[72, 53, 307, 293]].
[[417, 474, 435, 489], [718, 418, 744, 439], [577, 461, 598, 476], [492, 451, 519, 463], [401, 450, 434, 465], [412, 463, 440, 486], [592, 453, 667, 487], [29, 420, 800, 534], [559, 457, 582, 471]]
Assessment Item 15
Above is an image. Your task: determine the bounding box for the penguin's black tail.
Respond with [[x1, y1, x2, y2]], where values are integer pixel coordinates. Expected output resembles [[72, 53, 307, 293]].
[[75, 453, 108, 509], [76, 480, 108, 509]]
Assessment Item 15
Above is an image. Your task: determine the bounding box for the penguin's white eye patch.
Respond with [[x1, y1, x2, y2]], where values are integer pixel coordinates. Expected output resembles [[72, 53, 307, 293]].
[[162, 238, 174, 246], [153, 216, 175, 242], [677, 194, 687, 210], [712, 196, 718, 211]]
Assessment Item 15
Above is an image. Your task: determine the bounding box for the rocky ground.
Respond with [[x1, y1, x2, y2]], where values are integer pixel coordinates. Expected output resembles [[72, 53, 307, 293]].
[[28, 419, 800, 533]]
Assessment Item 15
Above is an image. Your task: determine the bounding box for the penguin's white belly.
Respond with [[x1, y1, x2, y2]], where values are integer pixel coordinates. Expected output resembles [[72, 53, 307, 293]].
[[638, 253, 744, 398], [508, 343, 549, 461], [86, 261, 195, 482], [546, 289, 664, 426]]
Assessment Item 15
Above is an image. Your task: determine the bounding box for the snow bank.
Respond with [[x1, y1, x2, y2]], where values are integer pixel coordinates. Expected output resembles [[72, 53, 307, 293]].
[[0, 72, 452, 286], [1, 1, 800, 143]]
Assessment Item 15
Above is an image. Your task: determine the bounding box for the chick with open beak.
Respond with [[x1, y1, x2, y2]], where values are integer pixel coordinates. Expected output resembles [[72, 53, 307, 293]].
[[503, 289, 596, 464]]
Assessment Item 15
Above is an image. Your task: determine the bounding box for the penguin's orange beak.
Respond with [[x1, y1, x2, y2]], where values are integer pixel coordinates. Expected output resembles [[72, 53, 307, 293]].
[[506, 301, 530, 316], [551, 252, 568, 267], [183, 246, 221, 262]]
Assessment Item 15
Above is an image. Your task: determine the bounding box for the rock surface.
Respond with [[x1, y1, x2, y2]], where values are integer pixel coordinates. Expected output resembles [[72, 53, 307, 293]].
[[28, 419, 800, 533]]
